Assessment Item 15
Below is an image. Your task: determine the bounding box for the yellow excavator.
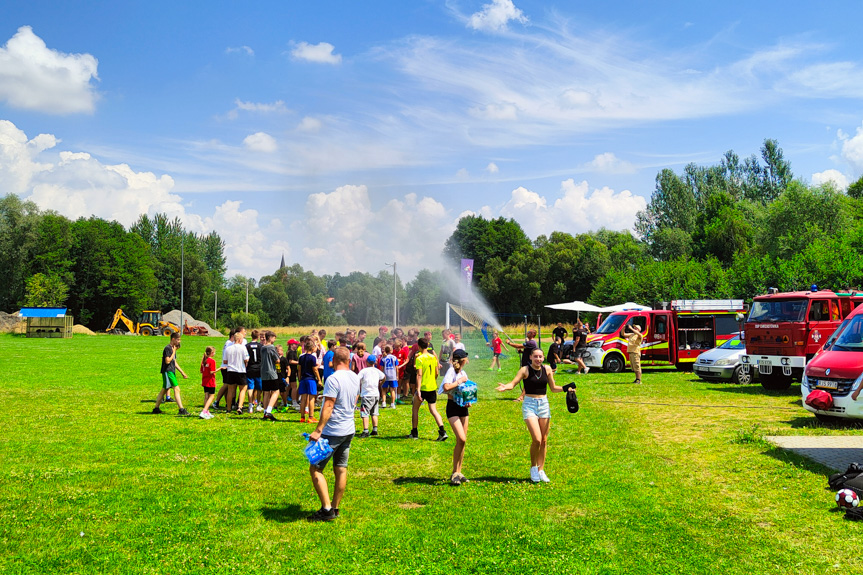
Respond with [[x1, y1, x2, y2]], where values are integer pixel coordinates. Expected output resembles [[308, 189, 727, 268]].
[[106, 309, 180, 336]]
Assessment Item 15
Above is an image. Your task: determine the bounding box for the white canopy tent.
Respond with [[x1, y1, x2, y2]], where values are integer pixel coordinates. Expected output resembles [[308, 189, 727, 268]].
[[544, 300, 603, 313], [596, 302, 652, 312]]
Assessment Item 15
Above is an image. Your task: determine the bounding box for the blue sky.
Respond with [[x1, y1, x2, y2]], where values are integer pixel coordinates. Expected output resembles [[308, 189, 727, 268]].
[[2, 0, 863, 281]]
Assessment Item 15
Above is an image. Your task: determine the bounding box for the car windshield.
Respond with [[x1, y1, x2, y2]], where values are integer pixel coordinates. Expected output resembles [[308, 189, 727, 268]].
[[596, 314, 626, 335], [828, 316, 863, 351], [718, 336, 745, 350], [747, 299, 807, 323]]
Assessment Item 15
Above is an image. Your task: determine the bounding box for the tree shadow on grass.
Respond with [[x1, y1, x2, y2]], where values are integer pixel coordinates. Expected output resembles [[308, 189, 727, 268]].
[[760, 444, 839, 474], [260, 504, 307, 523]]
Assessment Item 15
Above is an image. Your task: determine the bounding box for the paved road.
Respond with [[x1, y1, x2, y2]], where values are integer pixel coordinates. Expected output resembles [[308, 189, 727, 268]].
[[766, 436, 863, 471]]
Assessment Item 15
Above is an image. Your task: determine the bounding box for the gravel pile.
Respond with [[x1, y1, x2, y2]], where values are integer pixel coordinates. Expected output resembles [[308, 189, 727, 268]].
[[163, 310, 222, 337], [0, 312, 24, 333]]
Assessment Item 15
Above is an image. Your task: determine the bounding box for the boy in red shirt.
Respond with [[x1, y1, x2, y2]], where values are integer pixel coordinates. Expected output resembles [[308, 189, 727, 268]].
[[396, 338, 411, 404], [199, 346, 220, 419]]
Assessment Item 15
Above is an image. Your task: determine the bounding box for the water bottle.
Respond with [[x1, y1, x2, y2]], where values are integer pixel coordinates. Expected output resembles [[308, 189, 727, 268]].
[[301, 433, 333, 465]]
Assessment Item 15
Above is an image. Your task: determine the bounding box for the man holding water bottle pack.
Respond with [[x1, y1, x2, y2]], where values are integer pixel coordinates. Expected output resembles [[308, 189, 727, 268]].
[[307, 347, 361, 522]]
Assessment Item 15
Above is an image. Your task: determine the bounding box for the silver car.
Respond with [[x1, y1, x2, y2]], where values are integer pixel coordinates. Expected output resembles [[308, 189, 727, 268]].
[[693, 333, 754, 384]]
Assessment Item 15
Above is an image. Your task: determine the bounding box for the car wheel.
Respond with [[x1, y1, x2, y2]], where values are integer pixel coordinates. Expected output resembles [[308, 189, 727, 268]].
[[732, 366, 752, 385], [602, 354, 624, 373]]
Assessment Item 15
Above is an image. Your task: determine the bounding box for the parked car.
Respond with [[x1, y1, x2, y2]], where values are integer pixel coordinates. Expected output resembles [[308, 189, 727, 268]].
[[693, 332, 753, 384], [801, 307, 863, 422]]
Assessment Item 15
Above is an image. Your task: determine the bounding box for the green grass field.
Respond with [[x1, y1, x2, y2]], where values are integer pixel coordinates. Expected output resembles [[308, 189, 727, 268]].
[[1, 332, 861, 575]]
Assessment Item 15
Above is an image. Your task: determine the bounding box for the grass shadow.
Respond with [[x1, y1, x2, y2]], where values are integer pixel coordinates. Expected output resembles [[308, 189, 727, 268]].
[[785, 416, 863, 430], [470, 475, 533, 484], [392, 476, 442, 486], [760, 444, 841, 474], [710, 384, 800, 397], [260, 504, 307, 523]]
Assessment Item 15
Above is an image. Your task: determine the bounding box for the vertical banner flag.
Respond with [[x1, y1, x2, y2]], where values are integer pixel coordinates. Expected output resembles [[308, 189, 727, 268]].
[[460, 259, 474, 302]]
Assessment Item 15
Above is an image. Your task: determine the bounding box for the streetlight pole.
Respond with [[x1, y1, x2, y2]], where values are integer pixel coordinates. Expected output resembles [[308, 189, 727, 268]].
[[385, 261, 397, 328], [180, 234, 184, 331], [213, 290, 218, 327], [245, 279, 249, 315]]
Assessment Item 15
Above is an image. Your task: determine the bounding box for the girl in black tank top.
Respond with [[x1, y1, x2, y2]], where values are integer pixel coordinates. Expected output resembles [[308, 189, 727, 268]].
[[523, 365, 549, 395], [495, 346, 567, 484]]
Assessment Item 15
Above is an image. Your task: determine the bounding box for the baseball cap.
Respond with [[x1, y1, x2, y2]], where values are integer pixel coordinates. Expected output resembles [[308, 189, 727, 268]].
[[452, 349, 468, 360]]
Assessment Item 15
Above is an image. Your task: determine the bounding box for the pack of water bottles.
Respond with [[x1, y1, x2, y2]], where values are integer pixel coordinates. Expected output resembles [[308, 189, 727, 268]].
[[301, 433, 333, 464], [453, 380, 478, 407]]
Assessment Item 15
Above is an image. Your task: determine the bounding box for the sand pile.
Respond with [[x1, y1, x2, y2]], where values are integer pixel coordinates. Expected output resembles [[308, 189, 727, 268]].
[[163, 310, 222, 337], [72, 324, 96, 335]]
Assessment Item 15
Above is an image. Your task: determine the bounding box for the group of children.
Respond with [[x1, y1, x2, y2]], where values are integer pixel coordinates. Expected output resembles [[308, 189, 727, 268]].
[[154, 325, 471, 437]]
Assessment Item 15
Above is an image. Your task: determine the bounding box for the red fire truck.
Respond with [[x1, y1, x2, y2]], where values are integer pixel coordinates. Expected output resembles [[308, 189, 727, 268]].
[[741, 287, 863, 390], [582, 300, 746, 373]]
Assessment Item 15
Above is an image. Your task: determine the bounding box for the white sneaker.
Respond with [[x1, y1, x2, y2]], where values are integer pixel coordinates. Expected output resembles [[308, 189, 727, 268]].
[[382, 402, 387, 408], [256, 405, 264, 412], [530, 466, 541, 483], [538, 470, 550, 483], [292, 402, 301, 410], [248, 405, 254, 414], [583, 367, 590, 374]]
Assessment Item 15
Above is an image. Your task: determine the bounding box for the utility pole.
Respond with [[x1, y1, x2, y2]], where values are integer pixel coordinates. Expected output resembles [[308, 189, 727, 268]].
[[213, 290, 218, 327], [245, 279, 249, 314]]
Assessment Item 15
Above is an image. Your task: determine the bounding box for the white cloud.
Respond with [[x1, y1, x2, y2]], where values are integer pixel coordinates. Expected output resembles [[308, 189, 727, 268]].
[[456, 168, 470, 179], [0, 120, 183, 227], [226, 99, 288, 120], [204, 200, 291, 275], [0, 26, 99, 114], [298, 186, 451, 278], [811, 169, 849, 190], [297, 117, 322, 132], [242, 132, 278, 153], [838, 123, 863, 174], [468, 0, 528, 33], [585, 152, 637, 174], [225, 45, 254, 56], [499, 179, 647, 239], [485, 162, 499, 174], [290, 41, 342, 65]]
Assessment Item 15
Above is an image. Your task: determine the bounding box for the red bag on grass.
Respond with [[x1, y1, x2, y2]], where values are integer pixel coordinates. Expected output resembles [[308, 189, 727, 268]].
[[805, 390, 834, 411]]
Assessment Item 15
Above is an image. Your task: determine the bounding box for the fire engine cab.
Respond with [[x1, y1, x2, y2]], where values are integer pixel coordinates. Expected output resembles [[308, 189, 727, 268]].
[[582, 300, 745, 373], [741, 287, 863, 390]]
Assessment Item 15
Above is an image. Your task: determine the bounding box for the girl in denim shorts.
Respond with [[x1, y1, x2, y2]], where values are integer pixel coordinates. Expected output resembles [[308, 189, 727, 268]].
[[496, 347, 564, 483]]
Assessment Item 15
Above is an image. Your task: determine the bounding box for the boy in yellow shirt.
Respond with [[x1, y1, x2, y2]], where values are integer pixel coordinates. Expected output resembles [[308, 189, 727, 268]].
[[407, 337, 447, 441]]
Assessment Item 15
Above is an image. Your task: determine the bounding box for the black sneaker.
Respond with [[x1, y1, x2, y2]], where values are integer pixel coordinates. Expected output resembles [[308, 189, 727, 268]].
[[406, 431, 418, 440], [370, 430, 378, 437], [360, 431, 370, 438], [165, 397, 175, 403], [436, 432, 449, 442], [333, 508, 340, 518], [307, 507, 336, 522], [212, 403, 222, 410], [262, 412, 277, 421], [450, 473, 462, 486], [178, 408, 189, 416], [235, 409, 244, 416], [152, 407, 163, 414]]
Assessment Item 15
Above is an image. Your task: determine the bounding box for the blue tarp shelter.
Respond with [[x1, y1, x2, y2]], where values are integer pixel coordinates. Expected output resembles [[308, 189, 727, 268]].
[[18, 307, 73, 338]]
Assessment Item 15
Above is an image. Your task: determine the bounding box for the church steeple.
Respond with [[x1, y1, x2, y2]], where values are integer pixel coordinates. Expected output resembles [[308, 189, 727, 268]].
[[280, 253, 286, 269]]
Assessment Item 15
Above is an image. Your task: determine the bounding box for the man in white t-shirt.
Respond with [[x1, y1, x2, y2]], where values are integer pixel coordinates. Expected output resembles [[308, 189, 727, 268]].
[[357, 355, 385, 438], [307, 347, 361, 522]]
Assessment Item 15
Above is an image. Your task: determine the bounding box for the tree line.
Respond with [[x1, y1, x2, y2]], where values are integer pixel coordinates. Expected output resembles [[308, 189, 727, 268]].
[[445, 139, 863, 319], [5, 138, 863, 329]]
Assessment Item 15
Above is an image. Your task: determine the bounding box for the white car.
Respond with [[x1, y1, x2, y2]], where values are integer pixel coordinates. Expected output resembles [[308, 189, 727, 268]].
[[693, 333, 754, 384]]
